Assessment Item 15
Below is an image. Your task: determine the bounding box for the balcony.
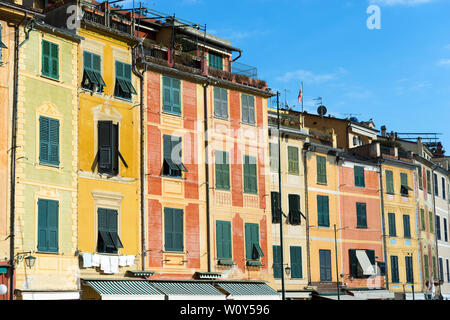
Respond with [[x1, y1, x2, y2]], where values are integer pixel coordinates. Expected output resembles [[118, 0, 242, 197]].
[[82, 5, 132, 35]]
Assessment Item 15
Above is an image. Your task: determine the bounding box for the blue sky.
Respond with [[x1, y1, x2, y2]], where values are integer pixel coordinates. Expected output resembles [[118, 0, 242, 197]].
[[121, 0, 450, 150]]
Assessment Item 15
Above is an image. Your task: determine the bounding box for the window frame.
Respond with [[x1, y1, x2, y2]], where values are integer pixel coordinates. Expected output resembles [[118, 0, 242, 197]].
[[37, 198, 59, 253], [287, 146, 299, 175], [317, 195, 330, 228], [39, 116, 60, 167], [241, 94, 255, 125], [97, 207, 123, 254], [215, 150, 230, 190], [216, 220, 232, 261], [316, 155, 327, 185], [114, 60, 136, 100], [354, 165, 365, 188], [356, 202, 367, 229], [162, 76, 182, 115], [41, 39, 59, 80], [82, 51, 106, 93], [213, 86, 228, 119], [319, 249, 332, 282], [164, 208, 184, 252], [243, 155, 258, 194]]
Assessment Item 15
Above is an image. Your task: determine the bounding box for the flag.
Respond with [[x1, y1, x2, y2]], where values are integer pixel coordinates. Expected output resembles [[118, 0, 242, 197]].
[[297, 82, 303, 104]]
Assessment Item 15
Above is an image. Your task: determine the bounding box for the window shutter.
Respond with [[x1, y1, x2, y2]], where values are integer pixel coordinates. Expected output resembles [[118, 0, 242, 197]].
[[98, 121, 113, 174], [388, 213, 396, 236], [248, 95, 255, 124], [171, 78, 181, 114], [354, 166, 365, 187], [241, 94, 249, 124], [112, 123, 119, 175], [162, 77, 172, 112], [317, 195, 329, 227], [288, 146, 299, 175], [386, 170, 394, 194], [39, 117, 50, 164], [37, 199, 48, 252], [317, 156, 327, 184], [273, 245, 282, 279], [421, 209, 426, 231], [42, 40, 50, 77], [271, 192, 280, 223], [403, 215, 411, 238], [174, 209, 183, 252], [349, 249, 357, 277], [288, 194, 300, 225], [50, 42, 58, 79], [164, 208, 173, 251], [217, 221, 232, 260], [245, 223, 251, 260], [391, 256, 399, 283], [356, 202, 367, 228], [49, 118, 60, 165], [290, 246, 302, 278]]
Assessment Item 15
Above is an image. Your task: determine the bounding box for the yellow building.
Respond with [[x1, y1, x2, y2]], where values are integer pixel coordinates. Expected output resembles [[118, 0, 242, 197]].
[[73, 4, 142, 297], [268, 109, 312, 299], [303, 129, 343, 296]]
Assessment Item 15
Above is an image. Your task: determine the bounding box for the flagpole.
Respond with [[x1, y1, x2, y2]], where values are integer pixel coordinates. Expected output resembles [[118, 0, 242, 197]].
[[301, 81, 303, 113]]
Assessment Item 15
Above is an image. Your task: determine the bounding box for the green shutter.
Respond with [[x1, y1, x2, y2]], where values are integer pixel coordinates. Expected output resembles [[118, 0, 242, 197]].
[[165, 208, 183, 252], [288, 146, 299, 175], [317, 195, 329, 227], [42, 40, 58, 79], [319, 249, 332, 281], [215, 151, 230, 190], [386, 170, 394, 194], [39, 116, 59, 166], [243, 155, 257, 194], [424, 254, 429, 280], [241, 94, 255, 124], [388, 213, 396, 236], [214, 87, 228, 119], [216, 221, 232, 260], [273, 245, 282, 279], [162, 76, 181, 115], [356, 202, 367, 228], [403, 215, 411, 238], [245, 223, 260, 260], [421, 209, 426, 231], [429, 211, 434, 233], [391, 256, 399, 283], [317, 155, 327, 184], [37, 199, 58, 253], [400, 173, 409, 195], [290, 246, 302, 278], [354, 166, 365, 187]]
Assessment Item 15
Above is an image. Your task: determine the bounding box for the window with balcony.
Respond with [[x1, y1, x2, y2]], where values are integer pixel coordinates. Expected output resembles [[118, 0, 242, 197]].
[[208, 52, 223, 70]]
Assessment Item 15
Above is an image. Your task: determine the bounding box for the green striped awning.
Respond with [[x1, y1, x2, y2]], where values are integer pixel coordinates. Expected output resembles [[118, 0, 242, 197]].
[[150, 281, 226, 300], [83, 280, 165, 300], [216, 282, 281, 300]]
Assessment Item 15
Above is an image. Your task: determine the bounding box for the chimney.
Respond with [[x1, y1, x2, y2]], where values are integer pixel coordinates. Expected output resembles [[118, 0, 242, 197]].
[[381, 125, 387, 137]]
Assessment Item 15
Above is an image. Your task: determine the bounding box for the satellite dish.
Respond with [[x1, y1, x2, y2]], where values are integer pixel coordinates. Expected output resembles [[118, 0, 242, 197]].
[[317, 105, 327, 117], [0, 284, 7, 295]]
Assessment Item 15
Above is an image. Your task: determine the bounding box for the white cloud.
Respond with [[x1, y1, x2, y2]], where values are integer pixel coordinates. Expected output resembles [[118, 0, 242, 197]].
[[369, 0, 433, 6], [438, 59, 450, 66], [275, 68, 345, 84]]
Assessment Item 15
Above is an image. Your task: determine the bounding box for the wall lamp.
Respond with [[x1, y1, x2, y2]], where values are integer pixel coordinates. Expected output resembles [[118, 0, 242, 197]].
[[15, 252, 36, 269]]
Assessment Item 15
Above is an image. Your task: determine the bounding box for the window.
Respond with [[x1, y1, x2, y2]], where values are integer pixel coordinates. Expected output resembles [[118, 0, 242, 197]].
[[400, 172, 411, 196], [162, 76, 181, 115], [403, 215, 411, 239], [42, 39, 58, 79], [424, 254, 429, 280], [243, 155, 257, 194], [39, 116, 59, 166], [164, 208, 183, 252], [356, 202, 367, 228], [37, 199, 59, 253], [0, 24, 6, 62], [405, 256, 414, 284], [271, 191, 281, 224], [427, 170, 431, 194], [272, 245, 282, 279], [390, 256, 399, 283], [349, 249, 375, 278], [421, 209, 426, 231], [288, 194, 301, 225], [385, 170, 394, 194], [97, 208, 123, 254], [434, 173, 439, 197], [290, 246, 303, 278], [163, 135, 187, 178], [418, 166, 423, 190], [446, 259, 449, 283], [288, 146, 299, 175], [388, 213, 396, 236], [215, 151, 230, 190], [216, 221, 232, 261], [442, 177, 446, 200], [444, 217, 448, 242], [316, 155, 327, 184], [354, 166, 365, 187], [97, 121, 128, 176], [245, 223, 263, 263], [317, 195, 329, 227], [319, 249, 332, 282], [269, 143, 279, 172], [429, 211, 434, 233], [439, 257, 444, 282], [433, 256, 437, 279], [436, 215, 441, 240], [208, 52, 223, 70], [82, 51, 106, 92], [214, 87, 228, 119], [114, 61, 136, 99], [241, 94, 255, 125]]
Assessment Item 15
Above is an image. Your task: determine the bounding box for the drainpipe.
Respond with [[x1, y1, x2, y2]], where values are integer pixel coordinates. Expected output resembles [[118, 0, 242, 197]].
[[303, 145, 311, 286], [203, 81, 211, 273], [9, 14, 32, 301], [378, 159, 390, 291], [431, 165, 441, 297], [131, 40, 146, 271]]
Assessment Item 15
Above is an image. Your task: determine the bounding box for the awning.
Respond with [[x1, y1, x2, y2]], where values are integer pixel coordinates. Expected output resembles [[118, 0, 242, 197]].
[[83, 280, 165, 300], [355, 250, 376, 275], [285, 291, 312, 299], [215, 282, 281, 300], [150, 281, 226, 300], [405, 293, 426, 300], [20, 291, 80, 300], [326, 290, 394, 300]]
